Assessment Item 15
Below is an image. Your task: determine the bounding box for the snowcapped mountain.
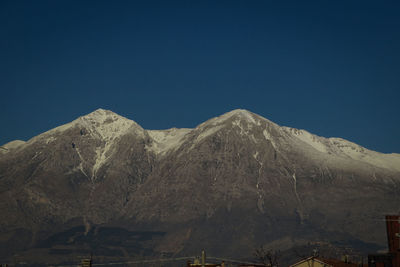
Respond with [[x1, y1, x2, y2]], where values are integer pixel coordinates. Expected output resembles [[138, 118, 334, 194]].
[[3, 109, 399, 172], [0, 109, 399, 265]]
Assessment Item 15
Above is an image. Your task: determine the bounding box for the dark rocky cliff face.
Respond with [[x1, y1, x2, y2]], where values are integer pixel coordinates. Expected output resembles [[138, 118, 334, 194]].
[[0, 109, 399, 265]]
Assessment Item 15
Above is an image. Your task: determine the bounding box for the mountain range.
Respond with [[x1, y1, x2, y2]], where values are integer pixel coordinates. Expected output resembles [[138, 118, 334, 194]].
[[1, 109, 399, 265]]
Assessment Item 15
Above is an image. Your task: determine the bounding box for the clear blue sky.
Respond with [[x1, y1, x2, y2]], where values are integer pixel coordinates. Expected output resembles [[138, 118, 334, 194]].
[[1, 1, 399, 153]]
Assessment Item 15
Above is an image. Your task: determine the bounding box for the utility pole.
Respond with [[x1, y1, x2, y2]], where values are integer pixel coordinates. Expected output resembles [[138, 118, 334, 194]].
[[81, 254, 92, 267]]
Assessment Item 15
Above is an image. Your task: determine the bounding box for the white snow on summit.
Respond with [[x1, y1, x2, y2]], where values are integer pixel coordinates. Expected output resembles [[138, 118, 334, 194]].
[[209, 109, 258, 125], [79, 109, 146, 180], [4, 108, 399, 174], [328, 138, 400, 172], [78, 108, 145, 140], [191, 110, 262, 144], [28, 109, 146, 180], [29, 108, 143, 143], [283, 127, 400, 172]]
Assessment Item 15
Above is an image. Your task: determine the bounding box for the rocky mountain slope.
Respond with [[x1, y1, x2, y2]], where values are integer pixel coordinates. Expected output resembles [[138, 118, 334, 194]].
[[1, 109, 399, 265]]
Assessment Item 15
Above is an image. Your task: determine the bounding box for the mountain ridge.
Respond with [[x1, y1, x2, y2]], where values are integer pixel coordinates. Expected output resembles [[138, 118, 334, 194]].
[[0, 108, 399, 265], [3, 108, 399, 160]]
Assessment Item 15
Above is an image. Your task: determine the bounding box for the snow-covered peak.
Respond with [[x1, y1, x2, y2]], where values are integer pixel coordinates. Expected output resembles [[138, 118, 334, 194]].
[[6, 108, 400, 173], [83, 108, 114, 119], [30, 109, 144, 142], [81, 108, 123, 122], [21, 108, 146, 168], [80, 108, 129, 126], [197, 109, 270, 130], [215, 109, 258, 124], [191, 109, 281, 145], [225, 109, 256, 122], [77, 108, 144, 140]]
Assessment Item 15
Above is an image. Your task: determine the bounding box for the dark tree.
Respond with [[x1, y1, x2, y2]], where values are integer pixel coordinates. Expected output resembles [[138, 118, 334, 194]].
[[254, 245, 280, 267]]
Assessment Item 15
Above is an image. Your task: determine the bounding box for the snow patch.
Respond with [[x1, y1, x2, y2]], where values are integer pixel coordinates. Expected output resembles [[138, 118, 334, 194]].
[[148, 128, 191, 155], [329, 138, 400, 172], [91, 143, 112, 180], [195, 125, 224, 143], [31, 151, 41, 160], [253, 150, 264, 212], [289, 128, 328, 153], [253, 151, 259, 160], [232, 119, 248, 135], [292, 172, 301, 203], [46, 136, 56, 144], [263, 128, 277, 149], [75, 148, 89, 178]]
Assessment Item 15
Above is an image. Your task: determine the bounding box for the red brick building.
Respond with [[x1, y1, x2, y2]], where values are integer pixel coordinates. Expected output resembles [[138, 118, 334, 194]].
[[368, 215, 400, 267]]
